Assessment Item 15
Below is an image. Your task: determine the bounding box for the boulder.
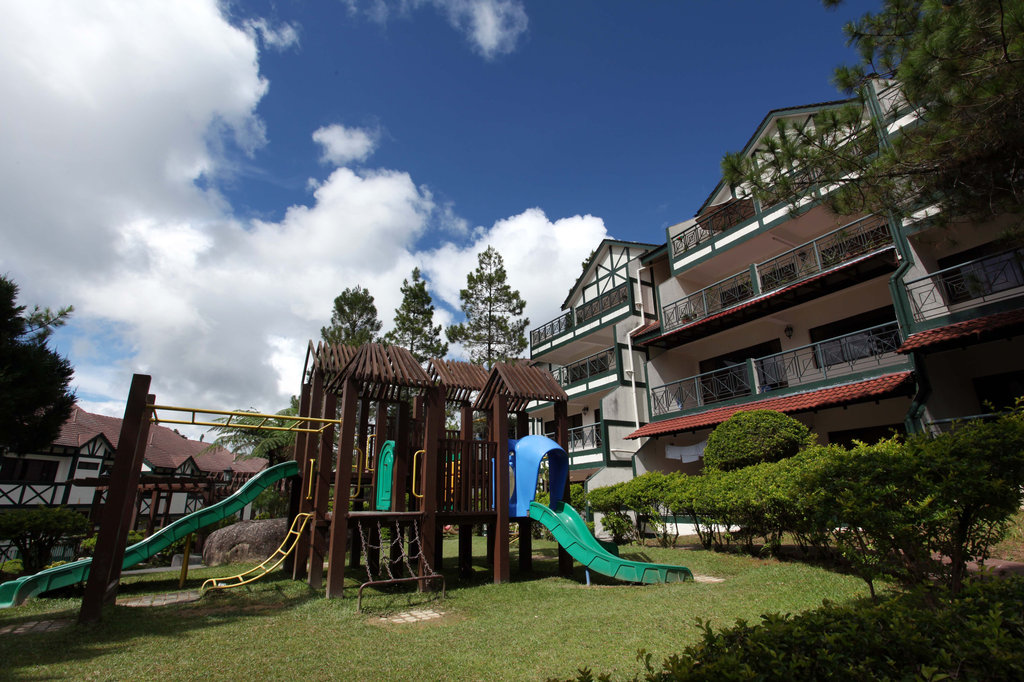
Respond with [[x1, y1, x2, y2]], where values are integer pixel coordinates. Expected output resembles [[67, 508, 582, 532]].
[[202, 518, 288, 566]]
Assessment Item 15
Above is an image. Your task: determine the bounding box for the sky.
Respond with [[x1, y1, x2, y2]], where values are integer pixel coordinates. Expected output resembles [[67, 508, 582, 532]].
[[0, 0, 880, 427]]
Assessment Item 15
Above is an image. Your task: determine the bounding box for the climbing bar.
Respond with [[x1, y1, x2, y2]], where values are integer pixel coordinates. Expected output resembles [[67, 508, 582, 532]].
[[149, 404, 341, 434], [411, 449, 425, 499], [201, 512, 314, 592]]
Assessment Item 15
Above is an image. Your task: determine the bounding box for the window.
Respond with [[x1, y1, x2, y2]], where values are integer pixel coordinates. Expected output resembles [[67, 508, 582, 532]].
[[827, 424, 905, 448], [699, 339, 782, 400], [973, 371, 1024, 412], [809, 306, 896, 367], [0, 456, 59, 482], [937, 244, 1024, 305]]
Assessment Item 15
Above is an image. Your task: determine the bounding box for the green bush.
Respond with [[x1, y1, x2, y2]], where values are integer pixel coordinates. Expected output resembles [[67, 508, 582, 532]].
[[703, 410, 813, 472], [0, 506, 89, 574], [78, 529, 146, 558], [1, 558, 23, 576], [587, 482, 633, 544], [253, 487, 289, 520], [620, 472, 681, 547], [561, 577, 1024, 681]]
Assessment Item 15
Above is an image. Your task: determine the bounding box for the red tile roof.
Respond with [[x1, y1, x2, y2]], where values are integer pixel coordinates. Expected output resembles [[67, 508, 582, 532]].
[[898, 308, 1024, 353], [627, 371, 914, 439], [54, 405, 261, 474], [630, 321, 661, 338], [637, 248, 893, 345]]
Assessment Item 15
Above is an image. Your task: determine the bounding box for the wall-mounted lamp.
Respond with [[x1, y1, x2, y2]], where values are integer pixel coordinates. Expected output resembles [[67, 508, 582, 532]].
[[784, 325, 794, 339], [582, 406, 589, 416]]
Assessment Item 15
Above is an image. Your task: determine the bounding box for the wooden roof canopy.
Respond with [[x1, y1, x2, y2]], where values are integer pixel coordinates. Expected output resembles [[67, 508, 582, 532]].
[[429, 358, 489, 404], [473, 361, 568, 412], [327, 342, 433, 400]]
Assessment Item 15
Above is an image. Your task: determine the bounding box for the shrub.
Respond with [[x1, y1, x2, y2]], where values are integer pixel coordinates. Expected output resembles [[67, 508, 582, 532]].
[[78, 529, 146, 558], [620, 472, 680, 547], [587, 482, 633, 544], [1, 558, 23, 576], [253, 487, 289, 520], [0, 506, 89, 573], [561, 577, 1024, 681], [703, 410, 813, 472]]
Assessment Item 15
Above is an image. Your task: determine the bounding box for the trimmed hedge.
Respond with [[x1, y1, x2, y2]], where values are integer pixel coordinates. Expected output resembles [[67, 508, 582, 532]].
[[702, 410, 813, 472], [560, 577, 1024, 681]]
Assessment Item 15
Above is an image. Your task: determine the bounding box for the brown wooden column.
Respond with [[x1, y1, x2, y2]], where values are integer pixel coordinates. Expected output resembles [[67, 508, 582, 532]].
[[515, 410, 532, 575], [326, 376, 358, 598], [350, 397, 371, 568], [308, 374, 333, 590], [492, 393, 510, 584], [554, 400, 573, 577], [80, 374, 153, 625], [420, 385, 444, 581], [286, 380, 313, 577]]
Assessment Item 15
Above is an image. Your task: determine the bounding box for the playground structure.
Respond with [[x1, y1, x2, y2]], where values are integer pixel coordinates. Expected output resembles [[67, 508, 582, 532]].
[[0, 340, 691, 621]]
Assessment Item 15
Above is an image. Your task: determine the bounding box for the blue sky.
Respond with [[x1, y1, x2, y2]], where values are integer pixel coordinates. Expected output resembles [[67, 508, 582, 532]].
[[0, 0, 878, 422]]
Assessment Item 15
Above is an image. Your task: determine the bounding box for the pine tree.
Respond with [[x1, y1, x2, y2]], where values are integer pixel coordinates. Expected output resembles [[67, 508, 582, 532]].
[[321, 285, 382, 347], [0, 276, 75, 454], [446, 246, 529, 367], [383, 268, 448, 363], [723, 0, 1024, 225]]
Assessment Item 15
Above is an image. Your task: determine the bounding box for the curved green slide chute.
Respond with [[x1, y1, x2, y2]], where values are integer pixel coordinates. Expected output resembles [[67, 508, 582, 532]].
[[528, 500, 692, 584], [0, 460, 299, 608]]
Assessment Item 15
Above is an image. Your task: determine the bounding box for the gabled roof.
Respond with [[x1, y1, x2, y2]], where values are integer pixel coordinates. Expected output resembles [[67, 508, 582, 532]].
[[332, 343, 433, 399], [627, 371, 914, 439], [473, 361, 567, 412], [560, 238, 659, 311], [695, 97, 858, 215], [429, 358, 489, 403], [53, 404, 259, 474], [898, 308, 1024, 353]]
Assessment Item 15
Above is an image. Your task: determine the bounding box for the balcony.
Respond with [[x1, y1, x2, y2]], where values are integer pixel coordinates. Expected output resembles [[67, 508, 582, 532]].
[[531, 283, 631, 350], [0, 481, 72, 507], [552, 347, 616, 388], [566, 423, 603, 453], [649, 321, 904, 417], [904, 247, 1024, 323], [661, 215, 893, 334], [670, 199, 757, 256]]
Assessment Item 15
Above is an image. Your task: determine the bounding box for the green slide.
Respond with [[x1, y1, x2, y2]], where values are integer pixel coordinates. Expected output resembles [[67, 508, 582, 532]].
[[0, 460, 299, 608], [528, 501, 692, 584]]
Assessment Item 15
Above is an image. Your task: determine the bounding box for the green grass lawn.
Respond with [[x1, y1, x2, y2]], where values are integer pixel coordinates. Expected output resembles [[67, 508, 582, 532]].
[[0, 538, 870, 681]]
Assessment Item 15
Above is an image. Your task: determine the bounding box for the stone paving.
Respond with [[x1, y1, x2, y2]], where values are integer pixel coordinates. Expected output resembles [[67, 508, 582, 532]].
[[380, 608, 444, 624], [0, 619, 72, 636], [117, 590, 201, 608]]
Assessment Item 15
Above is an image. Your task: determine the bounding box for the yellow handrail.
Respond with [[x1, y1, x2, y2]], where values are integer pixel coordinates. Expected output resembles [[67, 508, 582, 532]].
[[411, 449, 426, 499], [201, 513, 314, 592], [351, 445, 365, 496], [306, 459, 315, 501], [149, 403, 341, 434]]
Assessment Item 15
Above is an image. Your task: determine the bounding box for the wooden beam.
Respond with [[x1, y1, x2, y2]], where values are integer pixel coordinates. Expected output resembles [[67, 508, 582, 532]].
[[554, 400, 573, 578], [287, 380, 313, 578], [308, 373, 332, 590], [419, 385, 444, 581], [326, 375, 358, 598], [492, 393, 510, 584], [80, 374, 153, 625]]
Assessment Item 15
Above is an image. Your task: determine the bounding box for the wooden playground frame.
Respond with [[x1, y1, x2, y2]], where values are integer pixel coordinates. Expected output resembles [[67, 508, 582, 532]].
[[78, 340, 571, 623]]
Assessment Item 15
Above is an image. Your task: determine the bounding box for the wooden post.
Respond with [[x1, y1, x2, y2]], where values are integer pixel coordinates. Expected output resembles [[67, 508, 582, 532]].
[[554, 400, 573, 578], [366, 405, 387, 577], [419, 386, 444, 582], [326, 376, 358, 599], [286, 380, 312, 577], [308, 375, 334, 590], [492, 393, 510, 584], [515, 410, 533, 575], [80, 374, 153, 625], [350, 397, 371, 568], [145, 490, 159, 535], [458, 524, 473, 579]]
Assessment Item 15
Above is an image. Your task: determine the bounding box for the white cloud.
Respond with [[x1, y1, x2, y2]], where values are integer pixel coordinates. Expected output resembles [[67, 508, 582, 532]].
[[422, 208, 607, 357], [243, 18, 301, 51], [345, 0, 528, 59], [312, 124, 379, 166], [0, 0, 597, 422]]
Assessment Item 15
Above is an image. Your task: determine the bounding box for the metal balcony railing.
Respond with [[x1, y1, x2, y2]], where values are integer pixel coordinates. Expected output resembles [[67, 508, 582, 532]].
[[661, 270, 755, 332], [670, 199, 757, 256], [904, 247, 1024, 322], [650, 365, 751, 416], [566, 423, 602, 452], [530, 311, 574, 347], [575, 283, 630, 326], [754, 322, 903, 392], [530, 283, 631, 348], [648, 322, 903, 417], [661, 215, 894, 334], [552, 347, 616, 387], [757, 215, 891, 291]]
